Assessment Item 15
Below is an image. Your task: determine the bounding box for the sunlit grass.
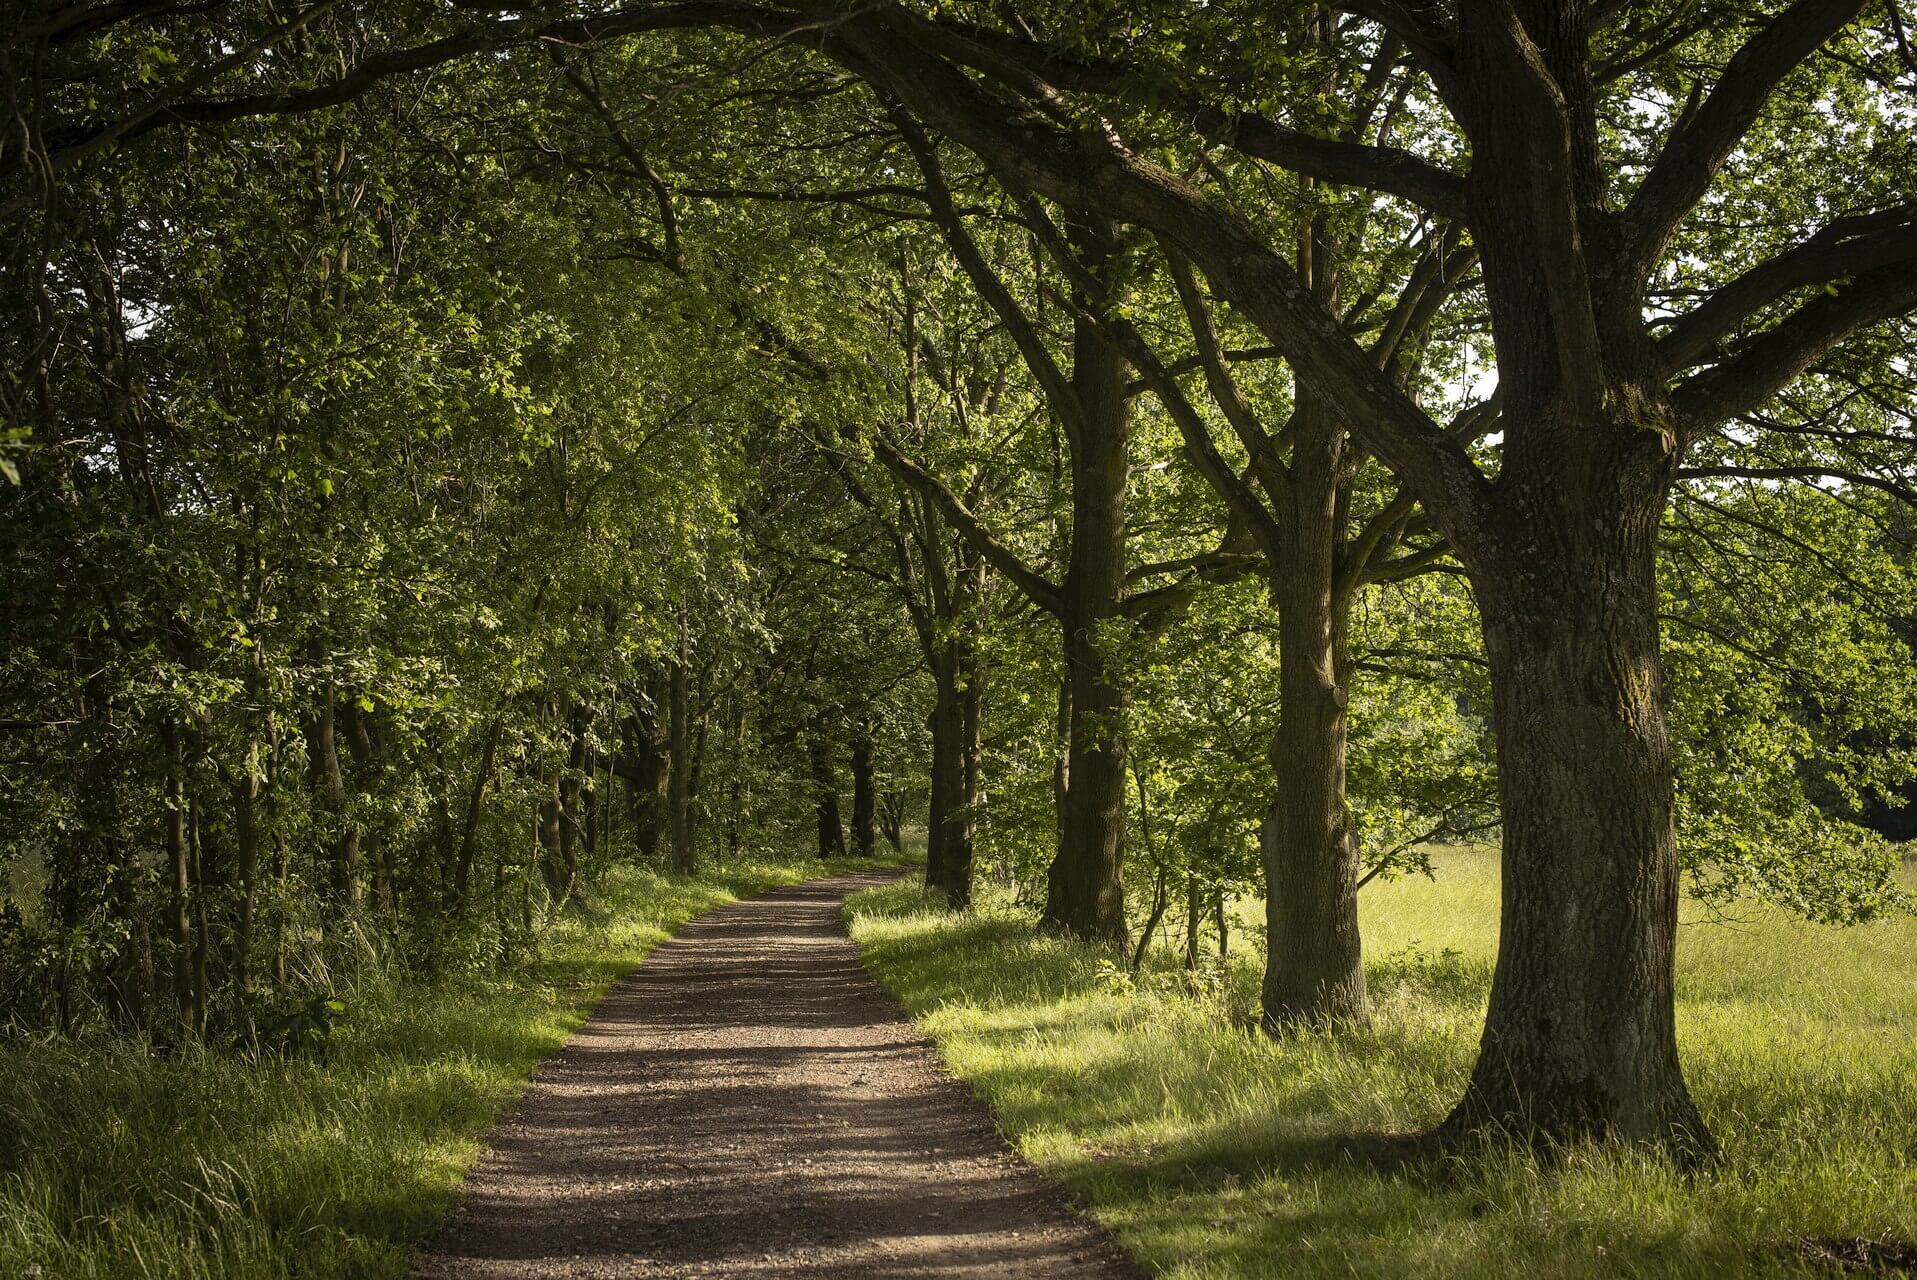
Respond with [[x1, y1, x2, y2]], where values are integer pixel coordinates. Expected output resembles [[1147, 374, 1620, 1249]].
[[0, 856, 878, 1279], [848, 847, 1917, 1278]]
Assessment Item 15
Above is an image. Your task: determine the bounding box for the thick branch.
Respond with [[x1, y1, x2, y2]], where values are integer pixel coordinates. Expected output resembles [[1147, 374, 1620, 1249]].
[[1670, 261, 1917, 430], [1619, 0, 1868, 285], [1654, 205, 1917, 373], [870, 435, 1063, 615]]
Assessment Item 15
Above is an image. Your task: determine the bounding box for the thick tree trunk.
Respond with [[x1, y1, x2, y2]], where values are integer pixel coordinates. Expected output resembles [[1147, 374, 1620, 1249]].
[[1040, 295, 1130, 946], [850, 726, 876, 858], [1441, 462, 1711, 1153], [1262, 410, 1368, 1027], [668, 658, 695, 874]]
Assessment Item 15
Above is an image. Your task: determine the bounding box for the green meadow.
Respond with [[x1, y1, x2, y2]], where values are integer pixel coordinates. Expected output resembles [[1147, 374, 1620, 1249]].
[[847, 846, 1917, 1279]]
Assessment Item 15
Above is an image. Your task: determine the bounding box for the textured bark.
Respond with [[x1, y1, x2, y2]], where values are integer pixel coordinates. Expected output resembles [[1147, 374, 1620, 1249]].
[[668, 658, 695, 874], [229, 749, 260, 997], [1261, 406, 1368, 1027], [1442, 440, 1709, 1152], [925, 650, 973, 905], [1040, 296, 1130, 947], [626, 672, 670, 859]]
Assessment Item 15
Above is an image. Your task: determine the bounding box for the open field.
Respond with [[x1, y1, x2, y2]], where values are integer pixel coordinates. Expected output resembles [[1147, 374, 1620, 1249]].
[[0, 858, 880, 1280], [847, 847, 1917, 1279]]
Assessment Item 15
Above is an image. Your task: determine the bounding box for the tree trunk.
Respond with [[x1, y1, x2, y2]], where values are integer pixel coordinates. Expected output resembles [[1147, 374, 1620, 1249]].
[[630, 671, 670, 859], [850, 725, 876, 858], [537, 764, 564, 901], [163, 722, 193, 1044], [1441, 459, 1711, 1154], [1040, 282, 1130, 946], [307, 680, 360, 907], [453, 713, 503, 911], [926, 654, 966, 902], [668, 657, 695, 874], [1261, 408, 1368, 1027], [230, 744, 260, 998], [810, 724, 846, 859]]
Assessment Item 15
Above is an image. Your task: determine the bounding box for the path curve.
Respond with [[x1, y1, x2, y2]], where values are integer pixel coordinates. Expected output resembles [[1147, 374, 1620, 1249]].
[[418, 869, 1141, 1279]]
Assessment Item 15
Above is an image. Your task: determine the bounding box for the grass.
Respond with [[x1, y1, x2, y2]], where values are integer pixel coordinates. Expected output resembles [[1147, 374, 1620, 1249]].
[[846, 846, 1917, 1279], [0, 855, 878, 1280]]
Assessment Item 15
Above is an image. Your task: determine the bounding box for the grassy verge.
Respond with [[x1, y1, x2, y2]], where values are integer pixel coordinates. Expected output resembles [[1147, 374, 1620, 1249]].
[[846, 848, 1917, 1279], [0, 856, 879, 1280]]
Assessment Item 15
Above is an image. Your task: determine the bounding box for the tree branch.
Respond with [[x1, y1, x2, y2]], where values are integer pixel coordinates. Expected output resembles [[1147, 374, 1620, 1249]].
[[1618, 0, 1868, 285], [869, 434, 1064, 616]]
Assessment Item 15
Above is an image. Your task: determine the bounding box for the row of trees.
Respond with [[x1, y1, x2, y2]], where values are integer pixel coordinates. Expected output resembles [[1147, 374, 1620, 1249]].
[[4, 0, 1915, 1157]]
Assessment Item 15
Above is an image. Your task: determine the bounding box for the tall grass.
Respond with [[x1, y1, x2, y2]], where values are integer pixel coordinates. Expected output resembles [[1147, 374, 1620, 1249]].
[[0, 857, 860, 1279], [847, 847, 1917, 1278]]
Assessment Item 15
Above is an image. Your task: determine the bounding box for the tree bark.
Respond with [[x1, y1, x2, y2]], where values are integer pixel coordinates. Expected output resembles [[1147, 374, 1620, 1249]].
[[1261, 406, 1368, 1027], [453, 713, 503, 911], [926, 651, 968, 903], [1041, 294, 1130, 947], [162, 721, 193, 1043], [1440, 443, 1710, 1153]]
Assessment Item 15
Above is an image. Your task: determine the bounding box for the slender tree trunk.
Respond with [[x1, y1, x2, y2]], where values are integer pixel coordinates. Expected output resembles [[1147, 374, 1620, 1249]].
[[1041, 293, 1130, 946], [230, 742, 260, 997], [1262, 408, 1368, 1026], [926, 653, 965, 901], [307, 680, 360, 907], [668, 657, 695, 874], [163, 722, 193, 1044], [1442, 461, 1710, 1153], [537, 766, 564, 902], [189, 795, 208, 1038], [630, 672, 670, 859], [850, 725, 876, 858], [878, 790, 904, 853], [810, 724, 846, 859], [453, 714, 504, 911], [1184, 869, 1203, 971]]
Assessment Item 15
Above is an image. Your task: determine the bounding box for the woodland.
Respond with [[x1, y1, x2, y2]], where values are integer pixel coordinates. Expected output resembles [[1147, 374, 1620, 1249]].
[[1, 1, 1916, 1276]]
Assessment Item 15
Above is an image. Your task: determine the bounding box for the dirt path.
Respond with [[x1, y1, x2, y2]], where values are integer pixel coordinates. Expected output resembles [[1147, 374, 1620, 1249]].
[[418, 869, 1142, 1279]]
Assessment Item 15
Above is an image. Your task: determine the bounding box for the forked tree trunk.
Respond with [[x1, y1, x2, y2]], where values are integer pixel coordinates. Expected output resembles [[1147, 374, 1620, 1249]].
[[1261, 410, 1368, 1026], [1441, 458, 1710, 1153]]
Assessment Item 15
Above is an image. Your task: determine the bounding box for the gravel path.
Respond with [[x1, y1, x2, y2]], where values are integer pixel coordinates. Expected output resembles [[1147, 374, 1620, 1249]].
[[417, 869, 1142, 1279]]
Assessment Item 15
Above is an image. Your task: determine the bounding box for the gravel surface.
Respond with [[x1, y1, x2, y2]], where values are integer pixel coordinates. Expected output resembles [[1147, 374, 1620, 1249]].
[[417, 869, 1143, 1278]]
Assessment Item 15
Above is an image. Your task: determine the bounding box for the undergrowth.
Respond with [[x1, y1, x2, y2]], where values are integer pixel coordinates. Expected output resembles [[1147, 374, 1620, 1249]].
[[0, 856, 875, 1279]]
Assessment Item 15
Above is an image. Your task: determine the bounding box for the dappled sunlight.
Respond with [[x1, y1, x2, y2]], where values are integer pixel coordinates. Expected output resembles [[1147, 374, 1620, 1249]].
[[849, 863, 1917, 1278]]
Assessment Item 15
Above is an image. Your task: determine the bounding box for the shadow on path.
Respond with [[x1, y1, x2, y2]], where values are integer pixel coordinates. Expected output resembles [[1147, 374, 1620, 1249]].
[[417, 870, 1142, 1279]]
